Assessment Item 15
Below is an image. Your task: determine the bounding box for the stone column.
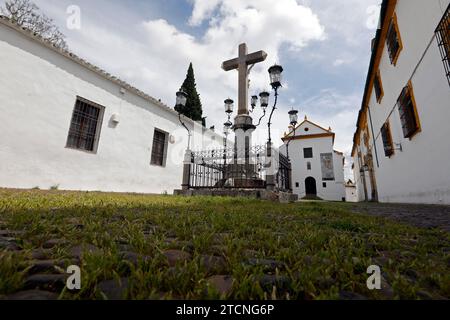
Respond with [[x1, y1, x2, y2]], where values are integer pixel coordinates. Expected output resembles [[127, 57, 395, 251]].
[[181, 149, 192, 190], [234, 116, 255, 160]]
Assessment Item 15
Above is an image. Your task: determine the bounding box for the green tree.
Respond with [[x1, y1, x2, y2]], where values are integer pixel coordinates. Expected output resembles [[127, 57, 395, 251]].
[[176, 63, 203, 122]]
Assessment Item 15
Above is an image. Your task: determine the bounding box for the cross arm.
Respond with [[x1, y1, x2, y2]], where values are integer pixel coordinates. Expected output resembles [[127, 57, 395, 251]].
[[246, 51, 268, 65], [222, 58, 239, 71]]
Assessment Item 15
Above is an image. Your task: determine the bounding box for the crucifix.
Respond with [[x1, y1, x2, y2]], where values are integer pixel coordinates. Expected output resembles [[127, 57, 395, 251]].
[[222, 43, 267, 116]]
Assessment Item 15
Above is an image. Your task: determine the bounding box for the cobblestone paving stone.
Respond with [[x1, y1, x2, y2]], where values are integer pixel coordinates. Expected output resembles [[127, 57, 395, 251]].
[[350, 203, 450, 232]]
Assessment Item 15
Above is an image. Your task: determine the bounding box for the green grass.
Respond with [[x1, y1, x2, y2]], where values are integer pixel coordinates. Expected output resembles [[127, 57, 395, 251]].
[[0, 189, 449, 300]]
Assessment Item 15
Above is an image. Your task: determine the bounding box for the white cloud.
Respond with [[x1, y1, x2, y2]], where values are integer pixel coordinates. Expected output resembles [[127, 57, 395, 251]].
[[333, 59, 348, 67], [38, 0, 325, 136], [188, 0, 222, 26]]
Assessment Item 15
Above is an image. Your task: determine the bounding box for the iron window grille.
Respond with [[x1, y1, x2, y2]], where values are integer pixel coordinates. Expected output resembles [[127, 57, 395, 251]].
[[386, 14, 403, 65], [151, 129, 168, 167], [397, 82, 421, 139], [381, 121, 394, 157], [374, 70, 384, 103], [303, 148, 313, 159], [66, 97, 104, 153], [436, 3, 450, 86]]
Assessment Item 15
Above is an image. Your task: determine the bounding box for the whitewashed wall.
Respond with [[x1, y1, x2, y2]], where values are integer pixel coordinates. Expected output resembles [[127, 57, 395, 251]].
[[356, 0, 450, 205], [0, 21, 223, 194], [345, 186, 358, 203], [280, 122, 345, 201]]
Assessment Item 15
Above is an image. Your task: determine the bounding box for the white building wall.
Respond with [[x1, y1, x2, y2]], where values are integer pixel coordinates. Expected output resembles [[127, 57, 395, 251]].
[[345, 186, 358, 203], [280, 122, 345, 201], [362, 0, 450, 205], [352, 160, 365, 202], [0, 21, 222, 194]]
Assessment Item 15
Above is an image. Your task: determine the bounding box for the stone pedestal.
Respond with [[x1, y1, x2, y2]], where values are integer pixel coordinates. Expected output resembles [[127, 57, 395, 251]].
[[233, 114, 255, 163], [230, 114, 260, 184]]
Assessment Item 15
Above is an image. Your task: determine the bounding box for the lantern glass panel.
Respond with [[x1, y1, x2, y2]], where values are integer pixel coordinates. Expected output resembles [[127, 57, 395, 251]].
[[259, 92, 270, 108], [176, 91, 187, 107], [225, 99, 234, 113], [289, 111, 298, 125], [269, 65, 283, 89], [223, 122, 232, 135], [251, 95, 258, 107]]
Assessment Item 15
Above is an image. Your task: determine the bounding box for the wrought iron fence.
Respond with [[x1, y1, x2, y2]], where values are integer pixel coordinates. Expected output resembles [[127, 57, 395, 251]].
[[186, 145, 292, 191], [277, 153, 292, 192]]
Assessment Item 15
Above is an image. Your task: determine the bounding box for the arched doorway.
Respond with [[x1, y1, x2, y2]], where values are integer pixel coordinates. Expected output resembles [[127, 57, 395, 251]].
[[305, 177, 317, 196]]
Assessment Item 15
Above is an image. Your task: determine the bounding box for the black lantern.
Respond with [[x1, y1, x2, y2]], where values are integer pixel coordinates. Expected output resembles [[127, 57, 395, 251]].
[[223, 121, 232, 136], [288, 109, 299, 127], [176, 89, 188, 108], [268, 64, 283, 90], [250, 95, 258, 111], [259, 91, 270, 109], [224, 98, 234, 114]]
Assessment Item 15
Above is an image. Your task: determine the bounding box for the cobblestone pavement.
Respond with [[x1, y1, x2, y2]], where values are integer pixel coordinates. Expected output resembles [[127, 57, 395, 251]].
[[350, 202, 450, 233]]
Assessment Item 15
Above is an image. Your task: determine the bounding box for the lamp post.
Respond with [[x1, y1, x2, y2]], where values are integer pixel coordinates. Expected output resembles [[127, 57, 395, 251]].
[[223, 121, 232, 169], [286, 109, 299, 160], [263, 64, 284, 191], [176, 89, 191, 150], [223, 121, 232, 149], [267, 65, 284, 144]]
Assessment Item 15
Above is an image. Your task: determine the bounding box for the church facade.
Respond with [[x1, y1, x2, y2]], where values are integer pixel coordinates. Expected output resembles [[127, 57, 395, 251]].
[[351, 0, 450, 204], [281, 118, 345, 201], [0, 17, 223, 194]]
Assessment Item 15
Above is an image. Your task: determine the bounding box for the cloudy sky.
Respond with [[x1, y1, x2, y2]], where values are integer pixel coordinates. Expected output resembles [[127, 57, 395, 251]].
[[2, 0, 382, 179]]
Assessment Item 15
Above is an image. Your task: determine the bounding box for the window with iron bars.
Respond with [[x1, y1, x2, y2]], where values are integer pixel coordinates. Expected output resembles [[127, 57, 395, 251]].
[[66, 97, 105, 153], [397, 81, 421, 139], [374, 70, 384, 103], [151, 129, 168, 167], [436, 3, 450, 86], [381, 121, 394, 157], [386, 13, 403, 66]]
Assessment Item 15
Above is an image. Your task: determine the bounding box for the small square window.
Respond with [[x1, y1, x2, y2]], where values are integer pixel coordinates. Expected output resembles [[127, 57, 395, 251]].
[[323, 182, 327, 188], [295, 182, 299, 188], [304, 148, 313, 159], [307, 162, 312, 170]]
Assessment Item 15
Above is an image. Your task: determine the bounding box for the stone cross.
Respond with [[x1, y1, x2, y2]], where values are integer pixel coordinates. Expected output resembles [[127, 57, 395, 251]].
[[222, 43, 267, 116]]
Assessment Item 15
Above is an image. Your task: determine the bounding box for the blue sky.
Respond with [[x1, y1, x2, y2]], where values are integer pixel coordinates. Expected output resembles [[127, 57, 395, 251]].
[[1, 0, 382, 179]]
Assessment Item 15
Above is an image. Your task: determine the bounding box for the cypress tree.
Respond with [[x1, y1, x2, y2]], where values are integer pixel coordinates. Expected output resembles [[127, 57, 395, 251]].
[[175, 63, 203, 122]]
